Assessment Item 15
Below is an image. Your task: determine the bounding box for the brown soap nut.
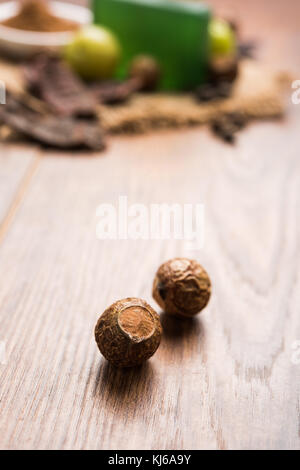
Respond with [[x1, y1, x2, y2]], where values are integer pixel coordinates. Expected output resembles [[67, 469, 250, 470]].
[[152, 258, 211, 318], [208, 55, 239, 85], [129, 55, 161, 91], [95, 298, 162, 367]]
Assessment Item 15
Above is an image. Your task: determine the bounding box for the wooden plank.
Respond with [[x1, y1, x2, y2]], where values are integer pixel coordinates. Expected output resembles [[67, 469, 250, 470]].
[[0, 144, 40, 238], [0, 0, 300, 451], [0, 105, 299, 449]]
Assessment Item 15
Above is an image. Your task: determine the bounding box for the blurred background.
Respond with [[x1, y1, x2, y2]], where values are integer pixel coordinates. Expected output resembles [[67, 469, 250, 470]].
[[48, 0, 300, 70], [0, 0, 298, 67]]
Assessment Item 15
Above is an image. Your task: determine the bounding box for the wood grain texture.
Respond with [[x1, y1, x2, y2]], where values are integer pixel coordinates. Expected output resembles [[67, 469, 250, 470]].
[[0, 0, 300, 450], [0, 144, 40, 236]]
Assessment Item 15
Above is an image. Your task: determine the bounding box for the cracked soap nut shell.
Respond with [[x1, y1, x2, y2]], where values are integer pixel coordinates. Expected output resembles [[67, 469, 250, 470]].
[[129, 55, 161, 91], [94, 298, 162, 367], [152, 258, 211, 318]]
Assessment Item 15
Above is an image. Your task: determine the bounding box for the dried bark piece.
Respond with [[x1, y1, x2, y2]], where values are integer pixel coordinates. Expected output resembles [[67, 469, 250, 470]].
[[91, 78, 141, 105], [195, 81, 233, 102], [91, 56, 160, 105], [0, 92, 106, 150], [211, 112, 248, 144], [153, 258, 211, 318], [238, 40, 258, 59], [23, 55, 97, 117], [95, 298, 162, 367]]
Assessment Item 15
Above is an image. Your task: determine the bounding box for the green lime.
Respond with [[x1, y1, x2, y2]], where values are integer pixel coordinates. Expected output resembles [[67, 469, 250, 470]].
[[209, 18, 237, 58], [64, 25, 121, 80]]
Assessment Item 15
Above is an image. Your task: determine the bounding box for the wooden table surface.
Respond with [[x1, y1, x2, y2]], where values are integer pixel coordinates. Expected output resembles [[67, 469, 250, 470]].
[[0, 0, 300, 450]]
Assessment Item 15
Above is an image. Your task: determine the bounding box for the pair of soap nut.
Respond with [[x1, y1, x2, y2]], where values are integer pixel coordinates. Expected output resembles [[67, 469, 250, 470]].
[[94, 258, 211, 368]]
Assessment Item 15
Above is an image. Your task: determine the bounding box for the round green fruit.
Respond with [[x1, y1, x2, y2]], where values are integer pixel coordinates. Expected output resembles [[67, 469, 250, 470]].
[[64, 25, 121, 80], [209, 18, 236, 58]]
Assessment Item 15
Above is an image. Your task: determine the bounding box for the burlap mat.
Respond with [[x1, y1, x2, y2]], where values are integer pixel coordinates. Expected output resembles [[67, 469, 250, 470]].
[[0, 59, 290, 134], [99, 60, 290, 133]]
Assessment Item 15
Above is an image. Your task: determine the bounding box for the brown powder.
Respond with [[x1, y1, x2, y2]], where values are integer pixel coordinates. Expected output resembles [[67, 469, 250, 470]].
[[2, 0, 79, 33]]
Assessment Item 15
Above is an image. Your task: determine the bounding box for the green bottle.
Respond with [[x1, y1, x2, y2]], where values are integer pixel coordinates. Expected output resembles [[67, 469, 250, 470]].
[[92, 0, 211, 91]]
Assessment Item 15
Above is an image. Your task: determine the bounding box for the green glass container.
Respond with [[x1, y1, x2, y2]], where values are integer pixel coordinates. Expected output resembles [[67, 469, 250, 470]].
[[92, 0, 211, 90]]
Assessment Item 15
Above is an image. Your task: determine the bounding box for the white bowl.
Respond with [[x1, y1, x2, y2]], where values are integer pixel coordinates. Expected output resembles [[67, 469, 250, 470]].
[[0, 1, 92, 59]]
